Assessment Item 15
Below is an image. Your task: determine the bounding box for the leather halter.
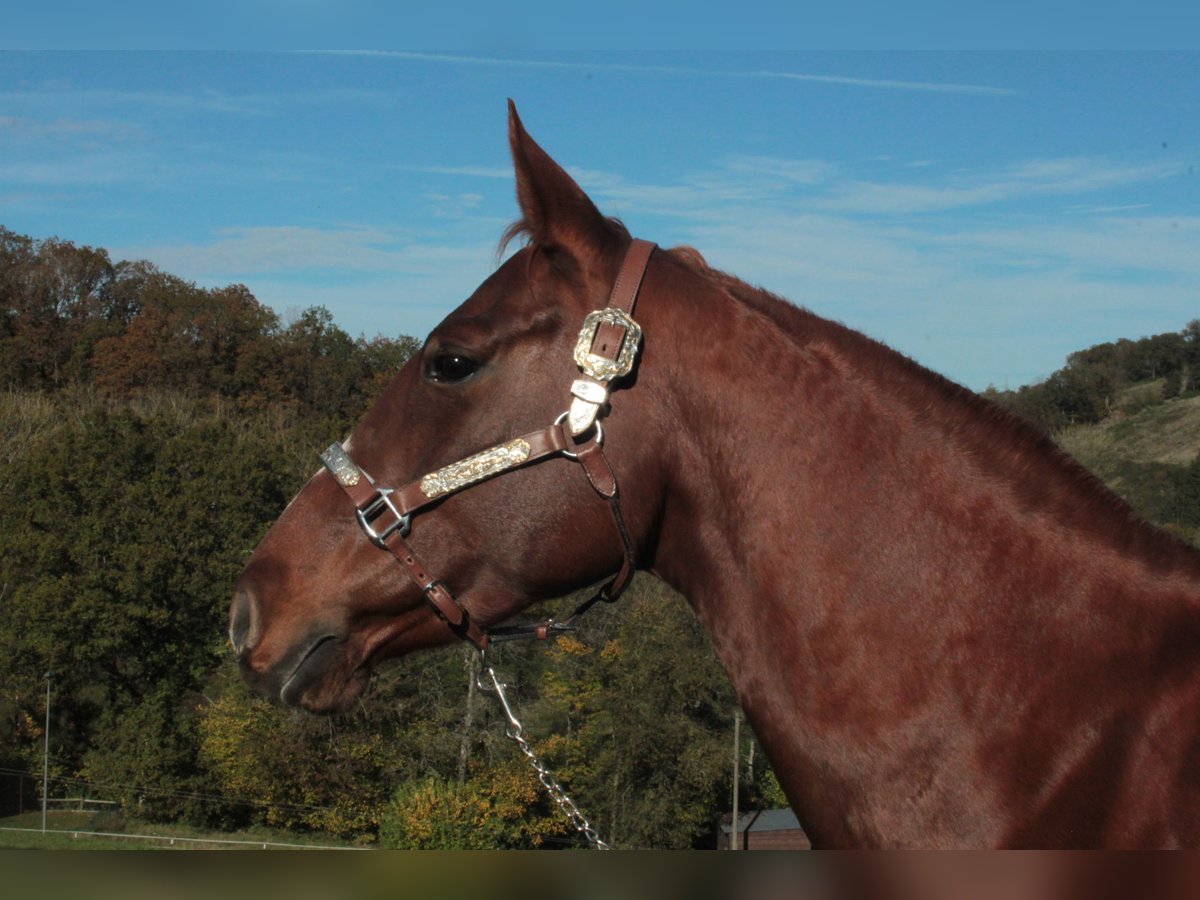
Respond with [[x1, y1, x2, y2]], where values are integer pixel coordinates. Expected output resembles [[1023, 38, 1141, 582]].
[[320, 239, 656, 651]]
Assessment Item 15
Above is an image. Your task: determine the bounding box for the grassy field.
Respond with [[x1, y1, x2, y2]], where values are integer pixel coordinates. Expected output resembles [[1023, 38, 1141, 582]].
[[1058, 389, 1200, 478], [0, 809, 367, 850], [1054, 385, 1200, 544]]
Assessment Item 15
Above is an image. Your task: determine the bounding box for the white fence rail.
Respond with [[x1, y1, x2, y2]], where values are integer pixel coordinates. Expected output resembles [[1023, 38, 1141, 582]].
[[0, 825, 369, 850]]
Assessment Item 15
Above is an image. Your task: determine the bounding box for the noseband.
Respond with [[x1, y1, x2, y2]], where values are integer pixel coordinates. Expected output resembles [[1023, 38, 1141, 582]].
[[319, 239, 656, 651]]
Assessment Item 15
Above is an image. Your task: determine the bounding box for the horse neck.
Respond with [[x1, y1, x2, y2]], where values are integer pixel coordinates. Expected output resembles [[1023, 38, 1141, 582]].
[[638, 257, 1200, 845]]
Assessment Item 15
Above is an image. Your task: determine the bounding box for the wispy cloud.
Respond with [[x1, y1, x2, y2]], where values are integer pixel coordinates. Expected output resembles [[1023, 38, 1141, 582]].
[[389, 163, 512, 179], [721, 156, 836, 185], [0, 152, 155, 186], [117, 225, 494, 278], [570, 154, 1177, 220], [815, 158, 1175, 215], [0, 114, 138, 139], [684, 209, 1200, 387], [320, 51, 1017, 96], [0, 86, 390, 118], [116, 225, 502, 340], [743, 69, 1015, 95]]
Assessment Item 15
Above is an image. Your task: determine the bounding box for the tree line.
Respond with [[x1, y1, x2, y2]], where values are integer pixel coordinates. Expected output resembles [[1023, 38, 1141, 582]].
[[0, 228, 782, 848], [985, 322, 1200, 432]]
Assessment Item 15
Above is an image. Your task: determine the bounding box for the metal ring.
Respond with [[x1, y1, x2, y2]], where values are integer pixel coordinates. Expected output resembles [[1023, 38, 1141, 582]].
[[554, 411, 603, 461]]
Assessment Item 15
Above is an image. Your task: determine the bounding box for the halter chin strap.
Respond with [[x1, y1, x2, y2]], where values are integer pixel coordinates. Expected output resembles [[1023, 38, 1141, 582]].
[[320, 239, 656, 651]]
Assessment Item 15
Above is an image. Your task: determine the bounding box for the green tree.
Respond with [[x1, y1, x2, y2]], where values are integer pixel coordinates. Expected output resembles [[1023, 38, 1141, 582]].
[[526, 578, 738, 848], [0, 394, 321, 820]]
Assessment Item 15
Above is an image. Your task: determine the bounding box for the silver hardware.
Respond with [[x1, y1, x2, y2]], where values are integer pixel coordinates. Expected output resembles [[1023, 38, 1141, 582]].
[[567, 379, 609, 436], [320, 442, 362, 488], [574, 307, 642, 382], [419, 438, 533, 499], [355, 488, 411, 548], [477, 658, 609, 849], [554, 411, 603, 461]]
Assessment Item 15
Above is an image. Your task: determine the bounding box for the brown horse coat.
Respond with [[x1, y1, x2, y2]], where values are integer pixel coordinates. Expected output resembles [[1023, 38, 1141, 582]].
[[231, 103, 1200, 848]]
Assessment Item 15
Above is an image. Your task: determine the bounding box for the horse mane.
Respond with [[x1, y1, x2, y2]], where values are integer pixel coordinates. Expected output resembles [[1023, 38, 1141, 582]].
[[662, 246, 1200, 574], [497, 216, 632, 263]]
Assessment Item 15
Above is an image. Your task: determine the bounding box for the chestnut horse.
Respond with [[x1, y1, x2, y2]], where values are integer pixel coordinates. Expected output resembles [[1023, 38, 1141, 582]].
[[230, 102, 1200, 848]]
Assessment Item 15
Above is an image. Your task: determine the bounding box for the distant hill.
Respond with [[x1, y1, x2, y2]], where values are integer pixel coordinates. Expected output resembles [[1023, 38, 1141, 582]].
[[1053, 382, 1200, 544], [1059, 384, 1200, 472], [982, 322, 1200, 544]]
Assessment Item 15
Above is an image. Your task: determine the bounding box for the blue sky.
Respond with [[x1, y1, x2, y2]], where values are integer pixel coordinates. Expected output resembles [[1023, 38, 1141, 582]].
[[2, 50, 1198, 390]]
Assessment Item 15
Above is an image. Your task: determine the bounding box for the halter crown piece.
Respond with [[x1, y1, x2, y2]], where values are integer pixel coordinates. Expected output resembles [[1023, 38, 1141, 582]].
[[320, 239, 656, 650]]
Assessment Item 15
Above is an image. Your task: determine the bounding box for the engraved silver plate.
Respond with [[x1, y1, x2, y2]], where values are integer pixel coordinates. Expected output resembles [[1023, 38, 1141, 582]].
[[567, 378, 610, 435], [573, 307, 642, 382], [320, 443, 362, 487], [420, 438, 532, 499]]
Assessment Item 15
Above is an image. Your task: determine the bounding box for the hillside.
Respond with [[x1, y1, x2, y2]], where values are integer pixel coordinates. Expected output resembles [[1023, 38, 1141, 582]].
[[1059, 387, 1200, 472], [1055, 382, 1200, 543], [983, 319, 1200, 544]]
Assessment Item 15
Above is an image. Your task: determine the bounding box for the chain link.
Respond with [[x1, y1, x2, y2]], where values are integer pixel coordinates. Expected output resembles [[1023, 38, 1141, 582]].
[[477, 659, 610, 849]]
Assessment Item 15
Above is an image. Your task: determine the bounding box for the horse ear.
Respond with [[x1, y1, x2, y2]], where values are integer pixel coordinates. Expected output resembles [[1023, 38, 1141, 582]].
[[507, 100, 618, 263]]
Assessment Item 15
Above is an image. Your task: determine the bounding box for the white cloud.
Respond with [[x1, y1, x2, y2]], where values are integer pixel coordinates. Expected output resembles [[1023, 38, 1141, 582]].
[[0, 152, 153, 185], [323, 51, 1017, 95], [0, 86, 391, 119], [118, 225, 497, 278], [0, 114, 137, 139], [571, 155, 1178, 225], [930, 215, 1200, 277], [390, 164, 513, 180], [113, 225, 507, 342], [721, 156, 836, 185], [814, 158, 1175, 215]]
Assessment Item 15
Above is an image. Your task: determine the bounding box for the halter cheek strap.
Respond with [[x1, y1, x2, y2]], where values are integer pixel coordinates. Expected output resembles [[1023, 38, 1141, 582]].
[[321, 239, 656, 651]]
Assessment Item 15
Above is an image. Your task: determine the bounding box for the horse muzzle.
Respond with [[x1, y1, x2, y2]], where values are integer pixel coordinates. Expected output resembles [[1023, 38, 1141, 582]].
[[229, 583, 364, 713]]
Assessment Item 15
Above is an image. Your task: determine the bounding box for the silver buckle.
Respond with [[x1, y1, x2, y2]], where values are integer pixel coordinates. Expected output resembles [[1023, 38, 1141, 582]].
[[356, 488, 412, 548], [573, 307, 642, 382], [321, 443, 412, 547]]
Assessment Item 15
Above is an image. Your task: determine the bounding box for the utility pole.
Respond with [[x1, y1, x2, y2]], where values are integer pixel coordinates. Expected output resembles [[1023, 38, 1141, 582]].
[[42, 672, 51, 834], [730, 708, 741, 850]]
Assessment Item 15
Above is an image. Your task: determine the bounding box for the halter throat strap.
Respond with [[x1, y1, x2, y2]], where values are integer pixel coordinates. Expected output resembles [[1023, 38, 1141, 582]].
[[321, 239, 656, 651]]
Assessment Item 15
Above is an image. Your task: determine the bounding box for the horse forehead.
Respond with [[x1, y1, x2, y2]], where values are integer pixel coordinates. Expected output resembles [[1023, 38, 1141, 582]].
[[457, 248, 535, 319], [434, 251, 562, 345]]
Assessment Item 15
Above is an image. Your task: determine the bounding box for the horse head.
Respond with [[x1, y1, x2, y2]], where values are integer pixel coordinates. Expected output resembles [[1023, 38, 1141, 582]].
[[229, 103, 669, 713]]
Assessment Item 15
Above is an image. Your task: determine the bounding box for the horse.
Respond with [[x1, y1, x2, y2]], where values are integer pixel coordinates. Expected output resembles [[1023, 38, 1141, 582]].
[[230, 101, 1200, 848]]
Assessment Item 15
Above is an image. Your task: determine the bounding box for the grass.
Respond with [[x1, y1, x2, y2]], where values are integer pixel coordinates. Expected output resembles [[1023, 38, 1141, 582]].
[[1057, 389, 1200, 482], [0, 809, 367, 850], [1051, 384, 1200, 545]]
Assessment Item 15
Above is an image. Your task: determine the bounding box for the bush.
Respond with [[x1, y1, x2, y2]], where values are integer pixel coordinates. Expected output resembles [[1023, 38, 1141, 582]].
[[379, 769, 565, 850]]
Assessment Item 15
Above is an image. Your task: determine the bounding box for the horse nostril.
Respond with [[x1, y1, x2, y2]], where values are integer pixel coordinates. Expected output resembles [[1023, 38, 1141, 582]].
[[229, 586, 257, 657]]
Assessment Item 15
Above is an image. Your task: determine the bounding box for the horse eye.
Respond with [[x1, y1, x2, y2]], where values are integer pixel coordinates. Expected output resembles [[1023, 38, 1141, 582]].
[[426, 353, 480, 383]]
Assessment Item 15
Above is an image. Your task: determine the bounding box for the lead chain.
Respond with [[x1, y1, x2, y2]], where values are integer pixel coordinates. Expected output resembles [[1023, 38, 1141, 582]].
[[478, 661, 610, 850]]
